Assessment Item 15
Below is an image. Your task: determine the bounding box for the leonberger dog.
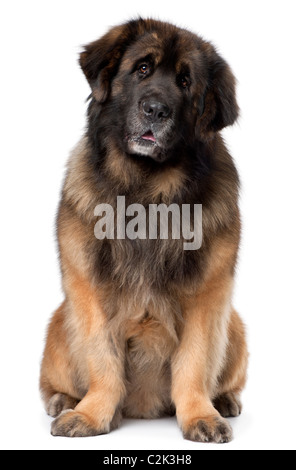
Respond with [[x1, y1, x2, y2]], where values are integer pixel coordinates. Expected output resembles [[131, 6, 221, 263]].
[[40, 18, 248, 443]]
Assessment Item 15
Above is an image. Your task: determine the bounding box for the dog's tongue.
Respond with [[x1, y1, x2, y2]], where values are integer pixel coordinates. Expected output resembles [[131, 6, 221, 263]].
[[141, 131, 156, 142]]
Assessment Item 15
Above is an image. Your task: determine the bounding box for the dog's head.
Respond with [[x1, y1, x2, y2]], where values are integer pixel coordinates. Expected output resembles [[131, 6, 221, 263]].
[[80, 19, 238, 163]]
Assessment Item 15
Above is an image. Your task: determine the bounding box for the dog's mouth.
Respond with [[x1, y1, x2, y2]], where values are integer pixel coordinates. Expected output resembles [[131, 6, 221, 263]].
[[125, 129, 163, 159], [140, 130, 156, 143], [125, 120, 175, 162]]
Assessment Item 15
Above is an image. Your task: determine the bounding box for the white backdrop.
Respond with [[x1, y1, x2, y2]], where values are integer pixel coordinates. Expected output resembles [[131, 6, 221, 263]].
[[1, 0, 296, 450]]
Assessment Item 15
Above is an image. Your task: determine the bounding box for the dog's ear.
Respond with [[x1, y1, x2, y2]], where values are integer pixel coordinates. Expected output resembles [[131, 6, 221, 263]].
[[79, 21, 142, 103], [197, 46, 239, 141]]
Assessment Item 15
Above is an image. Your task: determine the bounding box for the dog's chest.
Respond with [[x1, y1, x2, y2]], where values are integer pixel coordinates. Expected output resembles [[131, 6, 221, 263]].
[[94, 236, 203, 292]]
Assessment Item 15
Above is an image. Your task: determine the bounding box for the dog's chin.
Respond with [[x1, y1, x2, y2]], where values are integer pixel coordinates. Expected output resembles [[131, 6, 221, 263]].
[[126, 139, 167, 162]]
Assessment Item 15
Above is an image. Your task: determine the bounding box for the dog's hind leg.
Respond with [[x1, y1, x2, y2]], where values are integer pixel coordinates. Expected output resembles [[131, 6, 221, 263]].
[[213, 308, 248, 418], [40, 302, 82, 418]]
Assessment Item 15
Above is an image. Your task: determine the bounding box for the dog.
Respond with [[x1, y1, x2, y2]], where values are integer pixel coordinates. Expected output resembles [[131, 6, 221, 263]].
[[40, 18, 248, 442]]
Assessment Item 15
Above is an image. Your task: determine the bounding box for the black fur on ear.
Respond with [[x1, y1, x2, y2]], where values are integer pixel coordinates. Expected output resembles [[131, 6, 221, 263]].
[[197, 45, 239, 141], [79, 19, 146, 103]]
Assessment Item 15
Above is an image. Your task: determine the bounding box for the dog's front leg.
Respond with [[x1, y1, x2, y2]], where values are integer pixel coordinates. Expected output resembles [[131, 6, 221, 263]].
[[50, 319, 126, 437], [172, 272, 234, 443], [49, 267, 126, 437]]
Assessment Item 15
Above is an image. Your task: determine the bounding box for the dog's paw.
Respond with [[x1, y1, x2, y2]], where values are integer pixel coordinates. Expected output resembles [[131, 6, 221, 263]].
[[213, 392, 242, 418], [183, 415, 233, 443], [46, 393, 79, 418], [51, 410, 108, 437]]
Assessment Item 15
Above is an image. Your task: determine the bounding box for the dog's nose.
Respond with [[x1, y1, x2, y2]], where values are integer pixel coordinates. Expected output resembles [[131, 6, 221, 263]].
[[142, 100, 170, 122]]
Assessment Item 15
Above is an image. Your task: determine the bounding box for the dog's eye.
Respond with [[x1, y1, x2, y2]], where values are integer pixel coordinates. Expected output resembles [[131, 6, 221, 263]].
[[180, 75, 190, 89], [138, 64, 150, 75]]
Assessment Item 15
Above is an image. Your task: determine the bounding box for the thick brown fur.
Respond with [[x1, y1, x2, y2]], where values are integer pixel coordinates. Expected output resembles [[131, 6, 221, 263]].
[[40, 18, 248, 442]]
